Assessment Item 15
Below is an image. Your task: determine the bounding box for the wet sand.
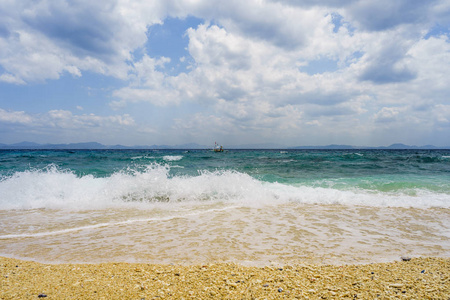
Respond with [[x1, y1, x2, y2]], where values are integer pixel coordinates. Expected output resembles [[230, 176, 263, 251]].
[[1, 256, 448, 299], [2, 205, 449, 267]]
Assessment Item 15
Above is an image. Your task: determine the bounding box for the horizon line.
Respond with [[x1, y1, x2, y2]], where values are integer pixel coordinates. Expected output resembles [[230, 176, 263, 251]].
[[1, 141, 449, 150]]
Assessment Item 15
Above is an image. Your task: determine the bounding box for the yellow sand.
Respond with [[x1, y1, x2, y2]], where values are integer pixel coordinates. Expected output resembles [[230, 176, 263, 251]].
[[1, 256, 449, 299]]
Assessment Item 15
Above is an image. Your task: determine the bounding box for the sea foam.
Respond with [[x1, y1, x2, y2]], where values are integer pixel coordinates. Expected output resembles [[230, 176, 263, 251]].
[[0, 163, 448, 210], [163, 155, 183, 161]]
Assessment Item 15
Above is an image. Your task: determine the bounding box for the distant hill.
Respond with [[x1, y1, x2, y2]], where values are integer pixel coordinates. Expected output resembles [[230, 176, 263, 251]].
[[0, 142, 107, 149], [0, 142, 208, 150], [291, 144, 355, 149], [10, 141, 42, 148], [291, 143, 447, 150], [0, 142, 449, 150], [230, 143, 285, 149], [383, 143, 439, 149]]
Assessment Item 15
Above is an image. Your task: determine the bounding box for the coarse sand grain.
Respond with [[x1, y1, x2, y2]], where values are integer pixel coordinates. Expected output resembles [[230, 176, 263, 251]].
[[1, 256, 449, 299]]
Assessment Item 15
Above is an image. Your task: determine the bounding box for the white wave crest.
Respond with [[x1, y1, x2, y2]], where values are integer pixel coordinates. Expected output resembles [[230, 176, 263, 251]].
[[0, 164, 448, 210], [163, 155, 183, 161]]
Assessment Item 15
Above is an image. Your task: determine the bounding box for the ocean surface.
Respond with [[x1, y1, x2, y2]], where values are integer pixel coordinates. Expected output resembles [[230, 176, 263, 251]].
[[0, 149, 449, 265]]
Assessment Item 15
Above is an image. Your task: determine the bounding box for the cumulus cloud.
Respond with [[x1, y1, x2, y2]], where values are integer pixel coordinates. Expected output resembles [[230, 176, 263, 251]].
[[345, 0, 435, 31], [205, 1, 320, 50], [374, 107, 400, 123], [273, 0, 440, 31], [0, 0, 166, 83], [44, 110, 135, 128], [0, 108, 33, 124], [358, 30, 418, 84], [112, 1, 449, 145], [0, 108, 139, 145], [434, 105, 450, 128], [1, 0, 450, 146], [0, 108, 135, 129], [0, 73, 25, 85]]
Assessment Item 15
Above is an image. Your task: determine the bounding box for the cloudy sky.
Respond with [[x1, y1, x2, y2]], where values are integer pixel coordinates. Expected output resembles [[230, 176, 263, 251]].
[[1, 0, 449, 147]]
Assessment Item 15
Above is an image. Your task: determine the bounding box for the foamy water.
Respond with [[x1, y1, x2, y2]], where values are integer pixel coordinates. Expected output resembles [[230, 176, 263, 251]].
[[1, 164, 449, 210], [0, 149, 449, 265]]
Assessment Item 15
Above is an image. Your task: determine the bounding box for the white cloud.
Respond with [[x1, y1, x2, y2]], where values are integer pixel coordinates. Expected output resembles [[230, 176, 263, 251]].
[[345, 0, 434, 31], [374, 107, 400, 123], [0, 73, 25, 84], [111, 1, 449, 145], [0, 0, 167, 83], [0, 108, 33, 124], [1, 0, 450, 146], [45, 110, 136, 128], [434, 105, 450, 128], [0, 108, 135, 129], [407, 35, 450, 92]]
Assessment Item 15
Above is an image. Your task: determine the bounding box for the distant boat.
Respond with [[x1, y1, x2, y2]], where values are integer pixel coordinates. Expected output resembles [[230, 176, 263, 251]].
[[214, 142, 224, 152]]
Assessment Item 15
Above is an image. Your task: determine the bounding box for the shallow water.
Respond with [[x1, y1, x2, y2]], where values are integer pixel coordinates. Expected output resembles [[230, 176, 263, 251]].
[[0, 204, 448, 265]]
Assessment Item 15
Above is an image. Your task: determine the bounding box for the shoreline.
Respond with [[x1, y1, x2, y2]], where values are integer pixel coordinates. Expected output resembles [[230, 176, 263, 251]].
[[1, 256, 448, 299]]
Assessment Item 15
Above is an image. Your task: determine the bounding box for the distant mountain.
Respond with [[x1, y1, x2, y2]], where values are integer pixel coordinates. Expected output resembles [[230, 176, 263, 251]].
[[1, 142, 108, 149], [0, 142, 208, 150], [176, 143, 208, 149], [291, 143, 448, 150], [291, 144, 355, 149], [108, 144, 130, 149], [130, 143, 207, 149], [0, 142, 449, 150], [10, 141, 42, 147], [230, 143, 285, 149], [382, 143, 439, 149], [422, 145, 439, 149], [0, 142, 107, 149], [55, 142, 107, 149]]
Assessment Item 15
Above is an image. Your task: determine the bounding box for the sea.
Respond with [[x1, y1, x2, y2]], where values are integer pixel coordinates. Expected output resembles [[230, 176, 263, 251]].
[[0, 149, 449, 266]]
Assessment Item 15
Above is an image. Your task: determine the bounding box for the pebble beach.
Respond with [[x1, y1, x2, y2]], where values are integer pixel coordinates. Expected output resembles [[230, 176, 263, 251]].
[[1, 256, 448, 299]]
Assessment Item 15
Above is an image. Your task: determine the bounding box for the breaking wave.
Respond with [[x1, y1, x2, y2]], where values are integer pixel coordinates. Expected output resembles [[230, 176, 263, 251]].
[[0, 163, 449, 210]]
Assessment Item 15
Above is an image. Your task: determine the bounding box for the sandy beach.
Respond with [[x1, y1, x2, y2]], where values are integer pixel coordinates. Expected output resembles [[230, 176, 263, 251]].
[[1, 256, 448, 299]]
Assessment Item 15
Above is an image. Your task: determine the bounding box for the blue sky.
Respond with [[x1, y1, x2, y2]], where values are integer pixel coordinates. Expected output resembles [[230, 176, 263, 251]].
[[1, 0, 450, 147]]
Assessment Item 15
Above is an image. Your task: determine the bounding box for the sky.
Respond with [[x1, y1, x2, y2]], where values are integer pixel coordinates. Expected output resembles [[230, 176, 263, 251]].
[[0, 0, 450, 147]]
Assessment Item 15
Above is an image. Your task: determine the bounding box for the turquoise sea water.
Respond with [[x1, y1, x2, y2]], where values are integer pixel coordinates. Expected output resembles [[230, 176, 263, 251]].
[[0, 149, 449, 265]]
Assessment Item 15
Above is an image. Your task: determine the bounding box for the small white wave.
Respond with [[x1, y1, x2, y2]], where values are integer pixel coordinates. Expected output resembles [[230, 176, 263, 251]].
[[132, 156, 156, 160], [0, 206, 236, 239], [163, 155, 183, 161], [281, 159, 295, 163]]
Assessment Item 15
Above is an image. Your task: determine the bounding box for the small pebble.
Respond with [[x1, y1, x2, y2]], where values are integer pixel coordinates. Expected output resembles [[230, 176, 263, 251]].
[[1, 256, 448, 299], [401, 256, 411, 261]]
